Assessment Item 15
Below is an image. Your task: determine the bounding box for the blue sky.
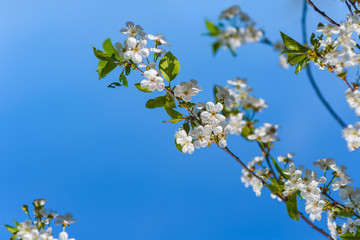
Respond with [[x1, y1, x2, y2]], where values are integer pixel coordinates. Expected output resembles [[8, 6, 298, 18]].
[[0, 0, 359, 239]]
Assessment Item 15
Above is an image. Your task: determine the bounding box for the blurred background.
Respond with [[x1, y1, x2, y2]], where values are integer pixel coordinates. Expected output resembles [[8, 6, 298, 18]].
[[0, 0, 358, 239]]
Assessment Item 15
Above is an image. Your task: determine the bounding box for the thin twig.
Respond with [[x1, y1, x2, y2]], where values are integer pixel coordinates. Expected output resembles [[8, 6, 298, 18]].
[[298, 212, 334, 239], [222, 147, 333, 240], [302, 0, 347, 128], [345, 0, 354, 15], [323, 191, 360, 218], [257, 142, 279, 183], [349, 0, 359, 12], [305, 0, 340, 26], [342, 77, 354, 91]]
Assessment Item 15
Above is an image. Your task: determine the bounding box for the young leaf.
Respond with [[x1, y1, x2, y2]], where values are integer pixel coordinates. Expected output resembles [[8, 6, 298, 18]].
[[287, 54, 308, 66], [134, 83, 152, 93], [164, 105, 184, 119], [159, 52, 180, 82], [5, 225, 18, 234], [125, 65, 131, 75], [286, 193, 299, 221], [340, 231, 360, 240], [280, 32, 308, 52], [120, 71, 128, 87], [107, 82, 121, 88], [212, 42, 222, 55], [205, 20, 220, 36], [97, 57, 118, 80], [295, 57, 310, 74], [165, 94, 176, 109], [146, 96, 167, 109], [92, 46, 109, 61], [226, 44, 237, 57], [175, 139, 183, 153], [103, 38, 120, 59], [270, 156, 289, 180], [163, 118, 185, 123], [266, 181, 284, 194], [182, 122, 190, 133]]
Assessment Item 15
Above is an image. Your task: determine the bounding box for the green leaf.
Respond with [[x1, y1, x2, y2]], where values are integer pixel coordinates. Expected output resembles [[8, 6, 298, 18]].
[[205, 20, 220, 36], [107, 82, 121, 88], [178, 101, 195, 109], [266, 182, 284, 194], [340, 231, 360, 240], [182, 122, 190, 133], [212, 42, 222, 55], [164, 105, 184, 119], [295, 56, 310, 74], [159, 52, 180, 82], [134, 83, 152, 93], [227, 44, 237, 57], [270, 156, 289, 180], [287, 54, 308, 66], [103, 38, 119, 60], [13, 220, 19, 227], [280, 32, 308, 52], [120, 71, 128, 87], [286, 193, 299, 221], [5, 225, 18, 234], [92, 46, 109, 61], [125, 65, 131, 75], [333, 206, 352, 218], [97, 57, 118, 80], [146, 96, 167, 109], [175, 139, 183, 153], [163, 118, 185, 123], [165, 94, 176, 109]]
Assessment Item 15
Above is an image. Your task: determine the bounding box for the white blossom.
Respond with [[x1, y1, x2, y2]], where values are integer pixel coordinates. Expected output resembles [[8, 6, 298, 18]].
[[175, 129, 195, 154], [216, 86, 235, 107], [120, 21, 146, 38], [247, 123, 279, 142], [174, 80, 202, 102], [148, 34, 170, 46], [140, 69, 165, 92], [124, 37, 149, 64], [228, 113, 246, 135], [200, 102, 226, 126], [54, 213, 76, 227]]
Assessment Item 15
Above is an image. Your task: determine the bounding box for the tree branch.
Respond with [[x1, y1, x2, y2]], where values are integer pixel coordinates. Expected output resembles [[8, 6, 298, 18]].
[[135, 66, 333, 240], [302, 0, 347, 128], [305, 0, 340, 26]]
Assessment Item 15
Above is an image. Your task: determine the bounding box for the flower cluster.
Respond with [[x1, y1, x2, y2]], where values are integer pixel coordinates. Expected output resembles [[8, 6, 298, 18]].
[[343, 122, 360, 151], [175, 102, 233, 154], [345, 88, 360, 116], [174, 80, 202, 102], [313, 15, 360, 74], [175, 77, 272, 154], [225, 77, 268, 112], [205, 5, 263, 54], [240, 156, 268, 197], [6, 199, 76, 240]]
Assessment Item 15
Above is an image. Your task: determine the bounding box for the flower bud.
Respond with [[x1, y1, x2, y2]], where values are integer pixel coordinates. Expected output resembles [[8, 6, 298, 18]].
[[33, 199, 46, 208]]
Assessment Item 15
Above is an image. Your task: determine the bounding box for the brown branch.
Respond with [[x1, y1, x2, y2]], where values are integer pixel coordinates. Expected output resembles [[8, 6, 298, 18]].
[[345, 0, 354, 15], [257, 142, 279, 183], [323, 191, 360, 218], [349, 0, 359, 12], [222, 147, 333, 240], [298, 212, 333, 239], [305, 0, 340, 26]]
